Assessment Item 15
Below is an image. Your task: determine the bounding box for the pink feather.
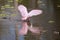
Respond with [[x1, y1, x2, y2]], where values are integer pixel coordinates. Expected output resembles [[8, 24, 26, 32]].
[[28, 10, 42, 17], [19, 22, 28, 35], [18, 5, 42, 20], [18, 5, 28, 20], [28, 25, 40, 34], [18, 5, 42, 35]]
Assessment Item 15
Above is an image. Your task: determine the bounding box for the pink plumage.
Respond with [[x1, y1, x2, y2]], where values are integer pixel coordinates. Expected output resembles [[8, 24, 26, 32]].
[[28, 10, 42, 17], [19, 22, 28, 35], [18, 5, 42, 35], [18, 5, 28, 20]]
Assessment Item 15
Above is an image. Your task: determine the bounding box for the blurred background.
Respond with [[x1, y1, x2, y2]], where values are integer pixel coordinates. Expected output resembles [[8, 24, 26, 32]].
[[0, 0, 59, 40]]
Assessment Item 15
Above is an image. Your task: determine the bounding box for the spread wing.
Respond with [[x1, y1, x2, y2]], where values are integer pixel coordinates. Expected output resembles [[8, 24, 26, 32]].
[[28, 24, 40, 34], [29, 26, 40, 34], [18, 5, 28, 20], [28, 10, 42, 17], [19, 22, 28, 35]]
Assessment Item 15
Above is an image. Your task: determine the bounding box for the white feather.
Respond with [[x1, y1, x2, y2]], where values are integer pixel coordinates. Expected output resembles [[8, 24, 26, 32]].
[[28, 10, 42, 17], [18, 5, 28, 20]]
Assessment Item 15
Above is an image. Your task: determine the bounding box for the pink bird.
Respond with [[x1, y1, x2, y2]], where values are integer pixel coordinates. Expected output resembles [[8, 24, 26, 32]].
[[18, 5, 42, 35]]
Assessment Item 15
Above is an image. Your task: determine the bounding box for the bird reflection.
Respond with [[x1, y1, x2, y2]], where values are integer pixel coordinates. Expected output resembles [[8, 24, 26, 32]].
[[18, 5, 42, 35]]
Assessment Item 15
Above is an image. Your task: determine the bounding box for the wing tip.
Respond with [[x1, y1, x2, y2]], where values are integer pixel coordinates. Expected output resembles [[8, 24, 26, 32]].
[[38, 10, 43, 14], [18, 5, 24, 8]]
